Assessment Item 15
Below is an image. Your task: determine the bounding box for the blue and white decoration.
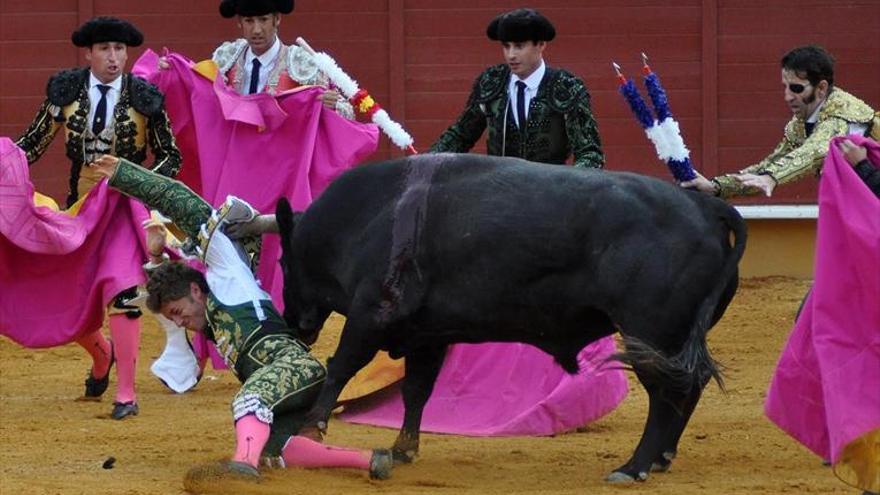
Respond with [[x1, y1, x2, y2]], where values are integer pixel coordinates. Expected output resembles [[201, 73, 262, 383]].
[[613, 54, 697, 182]]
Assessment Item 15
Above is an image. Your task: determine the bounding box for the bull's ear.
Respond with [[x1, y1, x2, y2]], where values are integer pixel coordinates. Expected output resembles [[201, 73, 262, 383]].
[[275, 197, 297, 235]]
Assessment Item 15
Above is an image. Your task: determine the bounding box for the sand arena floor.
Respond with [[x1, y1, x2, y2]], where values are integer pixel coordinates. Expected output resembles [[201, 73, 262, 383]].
[[0, 277, 859, 494]]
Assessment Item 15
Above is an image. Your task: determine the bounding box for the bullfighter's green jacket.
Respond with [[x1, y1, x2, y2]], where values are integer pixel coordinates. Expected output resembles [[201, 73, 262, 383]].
[[429, 64, 605, 169]]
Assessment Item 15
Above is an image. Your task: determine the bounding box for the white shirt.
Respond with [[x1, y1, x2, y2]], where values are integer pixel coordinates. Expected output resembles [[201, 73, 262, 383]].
[[508, 60, 546, 127], [88, 73, 122, 130], [204, 230, 270, 314], [241, 36, 282, 95]]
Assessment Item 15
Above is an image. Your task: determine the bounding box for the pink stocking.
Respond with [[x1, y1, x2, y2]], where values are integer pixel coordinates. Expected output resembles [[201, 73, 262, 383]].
[[281, 435, 370, 470], [75, 330, 112, 378], [233, 415, 271, 467], [109, 315, 139, 403]]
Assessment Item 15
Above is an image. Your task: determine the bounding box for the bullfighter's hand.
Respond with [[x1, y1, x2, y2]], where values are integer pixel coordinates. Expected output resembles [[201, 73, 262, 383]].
[[89, 155, 120, 179], [680, 172, 718, 195], [319, 89, 341, 110], [731, 173, 776, 197], [142, 217, 168, 257], [157, 56, 170, 71], [224, 214, 279, 239], [838, 139, 867, 167]]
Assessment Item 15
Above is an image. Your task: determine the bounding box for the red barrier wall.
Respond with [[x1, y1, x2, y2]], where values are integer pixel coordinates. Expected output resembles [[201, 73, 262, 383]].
[[2, 0, 878, 204]]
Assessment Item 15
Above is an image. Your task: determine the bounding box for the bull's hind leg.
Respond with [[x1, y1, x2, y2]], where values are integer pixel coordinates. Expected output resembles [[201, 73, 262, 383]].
[[607, 376, 678, 483], [392, 344, 447, 464], [649, 380, 708, 473]]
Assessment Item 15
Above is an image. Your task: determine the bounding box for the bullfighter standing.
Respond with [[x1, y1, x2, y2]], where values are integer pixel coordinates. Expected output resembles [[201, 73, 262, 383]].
[[14, 16, 182, 419], [430, 8, 604, 167]]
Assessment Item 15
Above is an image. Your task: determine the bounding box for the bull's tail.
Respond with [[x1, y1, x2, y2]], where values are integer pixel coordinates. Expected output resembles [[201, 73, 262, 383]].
[[614, 202, 747, 399]]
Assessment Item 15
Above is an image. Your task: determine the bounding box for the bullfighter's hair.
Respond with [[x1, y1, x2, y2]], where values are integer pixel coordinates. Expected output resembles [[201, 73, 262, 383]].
[[145, 261, 209, 313], [781, 45, 835, 89]]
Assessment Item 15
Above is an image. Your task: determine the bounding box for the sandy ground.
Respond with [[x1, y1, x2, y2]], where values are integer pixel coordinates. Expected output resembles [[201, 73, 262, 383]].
[[0, 276, 860, 494]]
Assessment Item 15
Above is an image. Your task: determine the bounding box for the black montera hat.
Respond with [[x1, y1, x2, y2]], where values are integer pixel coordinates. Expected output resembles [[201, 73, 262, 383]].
[[219, 0, 294, 18], [71, 17, 143, 47], [486, 8, 556, 43]]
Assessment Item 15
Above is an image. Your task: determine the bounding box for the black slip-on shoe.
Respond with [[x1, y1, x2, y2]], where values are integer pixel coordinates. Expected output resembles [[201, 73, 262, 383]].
[[110, 401, 138, 420]]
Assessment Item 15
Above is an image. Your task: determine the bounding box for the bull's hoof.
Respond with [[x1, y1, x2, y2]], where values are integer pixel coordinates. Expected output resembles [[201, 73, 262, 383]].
[[369, 449, 393, 480], [650, 450, 676, 473], [391, 448, 417, 465], [605, 470, 648, 483]]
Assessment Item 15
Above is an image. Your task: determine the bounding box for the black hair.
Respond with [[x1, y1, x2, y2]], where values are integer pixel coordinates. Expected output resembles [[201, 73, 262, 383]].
[[781, 45, 835, 89], [145, 261, 209, 313]]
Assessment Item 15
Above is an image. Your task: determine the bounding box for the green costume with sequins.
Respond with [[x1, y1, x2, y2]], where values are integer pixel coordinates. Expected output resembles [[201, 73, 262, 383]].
[[108, 159, 326, 455], [429, 64, 604, 169]]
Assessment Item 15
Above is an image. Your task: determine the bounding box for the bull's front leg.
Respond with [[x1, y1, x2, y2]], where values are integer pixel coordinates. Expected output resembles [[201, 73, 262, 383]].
[[392, 344, 447, 464], [304, 318, 381, 433]]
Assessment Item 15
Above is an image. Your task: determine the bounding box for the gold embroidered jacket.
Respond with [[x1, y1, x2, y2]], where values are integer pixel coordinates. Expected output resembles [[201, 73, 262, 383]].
[[715, 87, 876, 198], [15, 68, 182, 207]]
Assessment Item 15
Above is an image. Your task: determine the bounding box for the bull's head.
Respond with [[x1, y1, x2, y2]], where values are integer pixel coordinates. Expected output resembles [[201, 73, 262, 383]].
[[276, 197, 326, 345]]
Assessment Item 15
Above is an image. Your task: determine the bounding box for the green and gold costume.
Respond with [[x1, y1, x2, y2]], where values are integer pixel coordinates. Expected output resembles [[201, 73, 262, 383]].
[[109, 160, 325, 454], [429, 64, 604, 168], [714, 87, 877, 198]]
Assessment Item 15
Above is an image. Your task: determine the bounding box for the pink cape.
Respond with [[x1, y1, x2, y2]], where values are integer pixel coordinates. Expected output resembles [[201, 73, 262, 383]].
[[133, 50, 379, 368], [0, 138, 150, 348], [132, 50, 379, 305], [764, 135, 880, 462], [339, 339, 629, 436]]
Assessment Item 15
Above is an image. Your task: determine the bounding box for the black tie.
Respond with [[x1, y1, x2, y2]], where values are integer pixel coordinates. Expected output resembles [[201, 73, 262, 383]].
[[248, 58, 262, 94], [92, 84, 111, 134], [515, 81, 527, 129], [804, 122, 816, 137]]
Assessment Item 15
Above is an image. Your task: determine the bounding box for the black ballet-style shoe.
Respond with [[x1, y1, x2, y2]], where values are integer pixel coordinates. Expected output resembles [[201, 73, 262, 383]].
[[83, 342, 115, 398]]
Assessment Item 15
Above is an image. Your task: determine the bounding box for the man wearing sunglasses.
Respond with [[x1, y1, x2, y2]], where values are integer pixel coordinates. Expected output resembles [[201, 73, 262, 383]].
[[683, 45, 878, 198]]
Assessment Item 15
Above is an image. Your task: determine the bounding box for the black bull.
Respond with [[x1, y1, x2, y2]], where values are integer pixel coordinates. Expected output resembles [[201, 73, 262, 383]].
[[275, 153, 747, 482]]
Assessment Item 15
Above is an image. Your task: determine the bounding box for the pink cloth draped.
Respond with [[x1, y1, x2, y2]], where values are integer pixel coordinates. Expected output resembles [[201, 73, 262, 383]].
[[339, 339, 628, 436], [132, 49, 379, 305], [133, 50, 378, 367], [765, 136, 880, 463], [0, 138, 150, 348]]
